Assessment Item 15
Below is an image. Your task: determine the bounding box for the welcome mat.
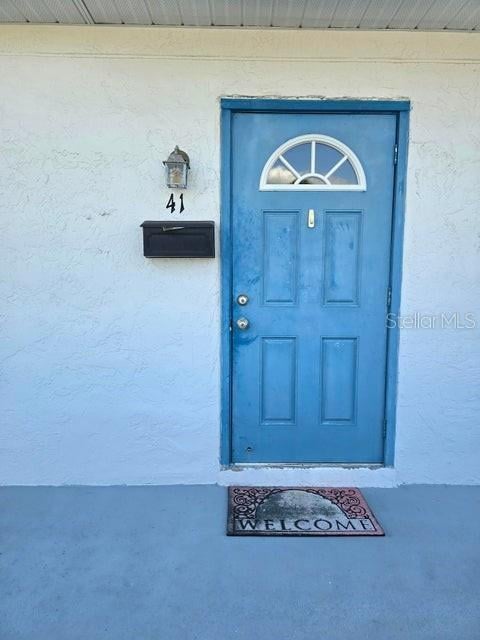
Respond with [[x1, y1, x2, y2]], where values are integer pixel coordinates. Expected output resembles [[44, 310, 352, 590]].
[[227, 486, 384, 536]]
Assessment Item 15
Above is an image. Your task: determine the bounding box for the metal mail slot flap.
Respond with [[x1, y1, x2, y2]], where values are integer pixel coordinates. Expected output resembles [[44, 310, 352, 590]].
[[140, 221, 215, 258]]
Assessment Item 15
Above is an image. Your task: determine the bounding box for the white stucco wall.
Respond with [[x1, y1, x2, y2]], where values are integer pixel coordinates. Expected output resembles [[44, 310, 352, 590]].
[[1, 26, 479, 486]]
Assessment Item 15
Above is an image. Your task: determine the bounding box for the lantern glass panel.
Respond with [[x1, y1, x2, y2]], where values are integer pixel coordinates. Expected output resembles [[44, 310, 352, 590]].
[[166, 162, 187, 188]]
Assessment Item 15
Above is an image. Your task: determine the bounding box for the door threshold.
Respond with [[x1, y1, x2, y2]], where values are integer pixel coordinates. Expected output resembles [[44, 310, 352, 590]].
[[225, 462, 385, 471]]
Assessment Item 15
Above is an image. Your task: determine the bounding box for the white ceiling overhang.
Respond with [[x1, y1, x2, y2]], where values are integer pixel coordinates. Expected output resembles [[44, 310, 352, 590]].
[[0, 0, 479, 31]]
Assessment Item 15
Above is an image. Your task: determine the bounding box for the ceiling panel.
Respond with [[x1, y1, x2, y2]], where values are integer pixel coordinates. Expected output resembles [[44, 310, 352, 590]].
[[41, 0, 86, 22], [85, 0, 153, 25], [176, 0, 211, 26], [0, 0, 27, 21], [301, 0, 340, 28], [1, 0, 480, 30], [359, 0, 405, 29], [12, 0, 60, 22], [271, 0, 308, 27], [417, 0, 469, 29], [330, 0, 371, 28], [109, 0, 152, 24], [211, 0, 242, 26], [83, 0, 122, 23], [145, 0, 181, 25], [387, 0, 435, 29], [445, 0, 480, 29], [243, 0, 274, 26]]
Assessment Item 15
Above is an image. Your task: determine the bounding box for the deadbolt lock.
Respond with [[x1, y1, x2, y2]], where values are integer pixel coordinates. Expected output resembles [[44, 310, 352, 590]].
[[237, 294, 249, 306]]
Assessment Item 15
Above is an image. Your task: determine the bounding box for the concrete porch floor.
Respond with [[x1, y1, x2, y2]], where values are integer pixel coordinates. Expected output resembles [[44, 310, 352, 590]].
[[1, 485, 479, 639]]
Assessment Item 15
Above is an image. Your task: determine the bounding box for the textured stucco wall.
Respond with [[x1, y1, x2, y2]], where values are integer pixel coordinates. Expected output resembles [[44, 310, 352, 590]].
[[1, 26, 479, 486]]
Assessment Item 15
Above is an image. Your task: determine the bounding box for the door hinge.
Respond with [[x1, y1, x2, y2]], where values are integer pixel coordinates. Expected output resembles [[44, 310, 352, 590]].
[[393, 144, 398, 165], [383, 420, 388, 438], [387, 286, 392, 309]]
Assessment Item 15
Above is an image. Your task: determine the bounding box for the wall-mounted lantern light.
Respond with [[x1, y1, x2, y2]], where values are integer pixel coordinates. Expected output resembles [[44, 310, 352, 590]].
[[163, 146, 190, 189]]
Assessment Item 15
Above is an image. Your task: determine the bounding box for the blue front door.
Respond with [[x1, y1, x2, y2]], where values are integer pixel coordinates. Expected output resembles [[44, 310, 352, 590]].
[[230, 111, 397, 463]]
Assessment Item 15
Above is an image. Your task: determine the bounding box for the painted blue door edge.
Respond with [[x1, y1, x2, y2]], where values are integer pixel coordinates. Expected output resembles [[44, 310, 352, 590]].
[[221, 98, 411, 113], [220, 98, 410, 467]]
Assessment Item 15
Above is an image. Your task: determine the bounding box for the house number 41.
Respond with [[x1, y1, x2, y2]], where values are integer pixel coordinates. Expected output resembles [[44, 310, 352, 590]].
[[166, 193, 185, 214]]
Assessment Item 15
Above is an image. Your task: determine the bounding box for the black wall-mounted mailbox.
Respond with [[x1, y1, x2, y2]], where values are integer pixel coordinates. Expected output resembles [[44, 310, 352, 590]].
[[140, 221, 215, 258]]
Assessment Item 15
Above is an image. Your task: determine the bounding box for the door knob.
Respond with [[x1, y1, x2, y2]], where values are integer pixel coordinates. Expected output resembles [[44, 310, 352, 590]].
[[236, 317, 250, 330]]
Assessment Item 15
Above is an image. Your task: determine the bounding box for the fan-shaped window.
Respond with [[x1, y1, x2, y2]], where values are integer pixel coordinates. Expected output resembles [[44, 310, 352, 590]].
[[259, 134, 366, 191]]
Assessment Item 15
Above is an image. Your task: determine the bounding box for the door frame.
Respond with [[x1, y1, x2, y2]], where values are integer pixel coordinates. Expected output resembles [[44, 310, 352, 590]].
[[220, 98, 410, 467]]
